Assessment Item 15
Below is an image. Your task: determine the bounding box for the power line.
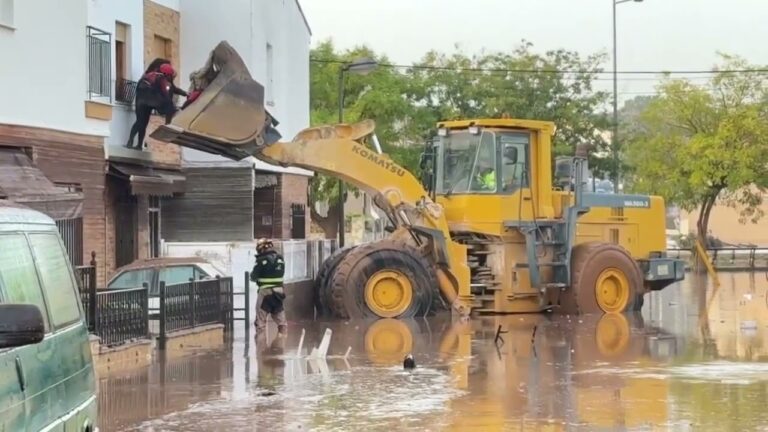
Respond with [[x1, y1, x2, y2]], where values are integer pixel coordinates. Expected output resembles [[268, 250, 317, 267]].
[[309, 57, 768, 76]]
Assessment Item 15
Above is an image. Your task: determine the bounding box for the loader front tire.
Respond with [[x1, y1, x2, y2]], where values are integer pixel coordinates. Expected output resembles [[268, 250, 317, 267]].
[[313, 246, 357, 318], [328, 240, 437, 319], [559, 242, 643, 315]]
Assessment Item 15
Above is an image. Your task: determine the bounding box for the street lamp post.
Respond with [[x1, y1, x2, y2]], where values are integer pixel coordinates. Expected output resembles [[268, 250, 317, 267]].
[[612, 0, 643, 193], [337, 57, 378, 248]]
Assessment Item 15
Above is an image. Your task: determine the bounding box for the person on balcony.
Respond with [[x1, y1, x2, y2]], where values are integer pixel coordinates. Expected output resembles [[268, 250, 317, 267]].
[[125, 60, 188, 149], [251, 238, 288, 336]]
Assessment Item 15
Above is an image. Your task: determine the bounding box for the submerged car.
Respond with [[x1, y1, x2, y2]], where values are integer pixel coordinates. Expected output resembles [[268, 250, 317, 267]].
[[107, 257, 226, 296]]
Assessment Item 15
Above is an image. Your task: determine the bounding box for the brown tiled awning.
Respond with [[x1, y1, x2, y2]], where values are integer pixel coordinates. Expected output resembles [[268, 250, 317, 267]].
[[0, 148, 83, 220], [109, 162, 186, 196]]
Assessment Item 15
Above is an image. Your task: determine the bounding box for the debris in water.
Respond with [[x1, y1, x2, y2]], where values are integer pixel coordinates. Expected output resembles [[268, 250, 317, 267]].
[[403, 354, 415, 369]]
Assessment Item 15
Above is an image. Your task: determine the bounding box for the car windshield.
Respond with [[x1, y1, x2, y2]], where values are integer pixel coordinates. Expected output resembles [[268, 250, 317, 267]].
[[108, 269, 153, 290]]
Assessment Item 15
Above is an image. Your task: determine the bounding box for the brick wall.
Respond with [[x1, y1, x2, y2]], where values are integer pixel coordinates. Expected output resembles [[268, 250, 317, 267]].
[[0, 124, 108, 285], [143, 0, 182, 169], [145, 116, 181, 167], [276, 173, 310, 239]]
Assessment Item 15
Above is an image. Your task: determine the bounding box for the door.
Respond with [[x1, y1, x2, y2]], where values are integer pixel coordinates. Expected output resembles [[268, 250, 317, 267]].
[[116, 194, 138, 268]]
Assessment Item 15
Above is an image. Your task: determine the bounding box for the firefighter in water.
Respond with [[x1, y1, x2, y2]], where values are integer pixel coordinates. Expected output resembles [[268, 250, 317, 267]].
[[251, 238, 288, 335]]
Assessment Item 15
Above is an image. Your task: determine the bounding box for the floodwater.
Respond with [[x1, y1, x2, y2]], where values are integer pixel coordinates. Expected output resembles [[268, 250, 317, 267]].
[[99, 271, 768, 431]]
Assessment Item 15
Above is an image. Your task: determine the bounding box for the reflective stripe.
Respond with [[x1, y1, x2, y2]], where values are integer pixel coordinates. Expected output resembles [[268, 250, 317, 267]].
[[257, 277, 283, 283]]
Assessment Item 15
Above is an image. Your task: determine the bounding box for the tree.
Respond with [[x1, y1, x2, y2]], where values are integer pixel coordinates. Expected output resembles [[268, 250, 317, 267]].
[[309, 40, 420, 238], [625, 55, 768, 252], [406, 41, 612, 176]]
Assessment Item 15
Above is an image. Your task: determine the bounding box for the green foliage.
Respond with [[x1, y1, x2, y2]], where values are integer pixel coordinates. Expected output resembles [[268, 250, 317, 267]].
[[624, 54, 768, 238], [308, 39, 613, 225]]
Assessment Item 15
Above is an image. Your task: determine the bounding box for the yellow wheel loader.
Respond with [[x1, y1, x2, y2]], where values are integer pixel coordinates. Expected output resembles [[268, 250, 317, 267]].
[[151, 41, 685, 319]]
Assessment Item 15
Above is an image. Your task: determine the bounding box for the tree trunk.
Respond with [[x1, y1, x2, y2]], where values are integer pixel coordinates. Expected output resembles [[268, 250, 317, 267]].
[[310, 202, 340, 240], [694, 194, 718, 272]]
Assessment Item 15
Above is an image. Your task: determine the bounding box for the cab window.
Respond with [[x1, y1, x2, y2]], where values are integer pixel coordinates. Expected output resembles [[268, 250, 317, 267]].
[[0, 234, 50, 332], [28, 233, 81, 329], [499, 132, 530, 193], [468, 131, 498, 193]]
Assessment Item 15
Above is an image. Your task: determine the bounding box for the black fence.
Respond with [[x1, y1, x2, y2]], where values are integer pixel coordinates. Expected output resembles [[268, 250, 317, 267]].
[[75, 253, 240, 349], [116, 78, 137, 104], [95, 287, 149, 347], [57, 217, 84, 267], [74, 263, 97, 333], [158, 277, 235, 349]]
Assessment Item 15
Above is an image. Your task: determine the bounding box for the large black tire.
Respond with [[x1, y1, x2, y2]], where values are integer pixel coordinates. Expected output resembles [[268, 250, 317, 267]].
[[327, 239, 438, 319], [558, 242, 643, 315], [313, 246, 358, 318]]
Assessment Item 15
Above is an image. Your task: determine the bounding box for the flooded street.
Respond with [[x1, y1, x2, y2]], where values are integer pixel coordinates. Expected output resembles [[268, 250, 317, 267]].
[[99, 272, 768, 431]]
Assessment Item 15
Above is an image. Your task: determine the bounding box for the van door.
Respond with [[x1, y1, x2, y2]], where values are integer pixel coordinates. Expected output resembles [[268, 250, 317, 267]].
[[0, 233, 53, 431], [27, 232, 96, 431]]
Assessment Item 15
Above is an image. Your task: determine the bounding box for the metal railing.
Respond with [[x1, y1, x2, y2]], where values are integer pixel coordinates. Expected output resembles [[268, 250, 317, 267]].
[[57, 217, 84, 267], [116, 78, 138, 105], [74, 263, 97, 333], [667, 246, 768, 270], [86, 26, 112, 100], [157, 277, 235, 349], [95, 287, 150, 347]]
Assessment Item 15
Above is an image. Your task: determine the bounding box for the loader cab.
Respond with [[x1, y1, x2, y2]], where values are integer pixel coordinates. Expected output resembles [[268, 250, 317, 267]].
[[430, 119, 556, 235]]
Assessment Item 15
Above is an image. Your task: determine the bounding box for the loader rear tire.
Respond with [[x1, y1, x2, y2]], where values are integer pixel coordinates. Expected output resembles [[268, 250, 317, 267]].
[[313, 246, 357, 318], [559, 242, 643, 315], [328, 239, 438, 319]]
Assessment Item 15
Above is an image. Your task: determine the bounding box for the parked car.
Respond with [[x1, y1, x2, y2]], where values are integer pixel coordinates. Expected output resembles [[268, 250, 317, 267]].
[[107, 257, 226, 296], [0, 200, 97, 431]]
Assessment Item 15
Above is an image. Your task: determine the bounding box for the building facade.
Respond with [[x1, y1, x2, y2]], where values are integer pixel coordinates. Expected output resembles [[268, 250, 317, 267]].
[[0, 0, 311, 284], [161, 0, 312, 242]]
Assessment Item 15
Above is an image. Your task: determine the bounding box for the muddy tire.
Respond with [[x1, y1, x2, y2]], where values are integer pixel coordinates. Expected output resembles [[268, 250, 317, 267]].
[[313, 246, 357, 318], [328, 239, 438, 319], [558, 242, 643, 315]]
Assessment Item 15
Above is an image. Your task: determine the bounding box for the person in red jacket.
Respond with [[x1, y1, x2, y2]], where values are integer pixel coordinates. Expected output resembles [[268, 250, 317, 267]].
[[126, 62, 187, 149]]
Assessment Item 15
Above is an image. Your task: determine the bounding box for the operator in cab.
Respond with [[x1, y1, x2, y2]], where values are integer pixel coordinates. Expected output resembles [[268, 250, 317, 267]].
[[251, 238, 288, 336]]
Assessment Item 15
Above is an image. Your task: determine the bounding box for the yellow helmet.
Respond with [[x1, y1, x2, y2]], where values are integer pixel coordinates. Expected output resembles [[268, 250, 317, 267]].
[[256, 238, 273, 253]]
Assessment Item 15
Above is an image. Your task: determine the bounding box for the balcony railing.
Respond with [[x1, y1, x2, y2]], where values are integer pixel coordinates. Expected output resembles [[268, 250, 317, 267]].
[[116, 78, 138, 105]]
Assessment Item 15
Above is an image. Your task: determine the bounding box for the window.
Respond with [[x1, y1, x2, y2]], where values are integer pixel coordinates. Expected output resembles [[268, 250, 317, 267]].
[[0, 0, 14, 28], [149, 196, 160, 258], [108, 269, 153, 290], [115, 22, 133, 104], [468, 131, 498, 193], [266, 43, 274, 106], [158, 266, 195, 286], [29, 234, 81, 328], [87, 26, 112, 100], [498, 132, 530, 193], [0, 234, 50, 332]]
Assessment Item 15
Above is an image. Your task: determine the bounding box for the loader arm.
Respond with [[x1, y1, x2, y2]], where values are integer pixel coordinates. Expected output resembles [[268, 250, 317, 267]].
[[257, 124, 471, 314], [149, 40, 470, 314]]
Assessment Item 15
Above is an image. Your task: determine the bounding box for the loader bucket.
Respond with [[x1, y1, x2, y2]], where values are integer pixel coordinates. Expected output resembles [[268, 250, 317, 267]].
[[149, 40, 281, 161]]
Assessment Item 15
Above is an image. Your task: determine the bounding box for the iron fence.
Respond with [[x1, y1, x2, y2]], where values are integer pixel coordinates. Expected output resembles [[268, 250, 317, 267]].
[[95, 287, 150, 347], [116, 78, 137, 105], [158, 277, 235, 349], [56, 217, 83, 266], [667, 246, 768, 270], [74, 263, 97, 332]]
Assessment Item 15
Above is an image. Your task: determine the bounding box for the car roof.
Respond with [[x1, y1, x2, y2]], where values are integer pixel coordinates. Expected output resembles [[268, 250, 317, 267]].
[[115, 257, 211, 273], [0, 199, 55, 226]]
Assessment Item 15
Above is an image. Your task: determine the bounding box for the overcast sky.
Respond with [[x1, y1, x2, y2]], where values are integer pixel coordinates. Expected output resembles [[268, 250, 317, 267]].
[[301, 0, 768, 103]]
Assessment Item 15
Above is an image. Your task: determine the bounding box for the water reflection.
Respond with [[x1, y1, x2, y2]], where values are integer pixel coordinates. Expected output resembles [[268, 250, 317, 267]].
[[100, 272, 768, 431]]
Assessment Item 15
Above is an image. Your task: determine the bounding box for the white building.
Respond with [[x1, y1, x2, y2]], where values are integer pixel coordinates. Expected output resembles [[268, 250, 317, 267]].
[[0, 0, 313, 283]]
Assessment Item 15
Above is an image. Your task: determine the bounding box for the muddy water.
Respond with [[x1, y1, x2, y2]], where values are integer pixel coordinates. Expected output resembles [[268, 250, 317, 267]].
[[99, 272, 768, 431]]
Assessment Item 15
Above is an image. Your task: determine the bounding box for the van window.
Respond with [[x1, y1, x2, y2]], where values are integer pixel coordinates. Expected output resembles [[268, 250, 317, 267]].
[[0, 234, 50, 332], [28, 233, 81, 328]]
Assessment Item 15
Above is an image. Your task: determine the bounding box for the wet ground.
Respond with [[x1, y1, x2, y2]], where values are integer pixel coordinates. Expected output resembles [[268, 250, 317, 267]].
[[99, 271, 768, 431]]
